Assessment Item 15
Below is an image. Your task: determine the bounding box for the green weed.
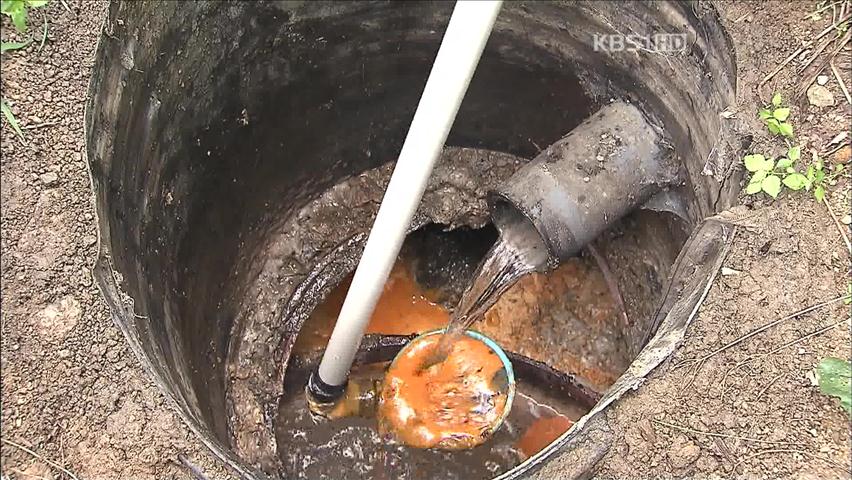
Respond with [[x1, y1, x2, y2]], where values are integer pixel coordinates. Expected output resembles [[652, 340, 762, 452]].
[[745, 147, 845, 201], [1, 98, 25, 142], [0, 40, 29, 142], [1, 0, 48, 33], [758, 93, 794, 138], [816, 357, 851, 414]]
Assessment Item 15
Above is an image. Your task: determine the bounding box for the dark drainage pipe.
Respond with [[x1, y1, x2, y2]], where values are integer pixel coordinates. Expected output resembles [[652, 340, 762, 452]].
[[490, 101, 681, 265]]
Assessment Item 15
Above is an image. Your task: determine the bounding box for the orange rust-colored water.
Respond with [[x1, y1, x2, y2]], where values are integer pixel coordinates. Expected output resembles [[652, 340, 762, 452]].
[[377, 334, 508, 450], [516, 415, 574, 459], [294, 262, 449, 353]]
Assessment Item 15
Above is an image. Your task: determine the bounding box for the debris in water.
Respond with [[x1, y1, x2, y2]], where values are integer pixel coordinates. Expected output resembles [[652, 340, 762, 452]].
[[378, 333, 512, 449]]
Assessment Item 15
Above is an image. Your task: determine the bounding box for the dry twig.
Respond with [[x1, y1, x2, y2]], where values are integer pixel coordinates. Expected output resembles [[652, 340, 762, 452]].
[[764, 317, 850, 356], [733, 448, 851, 474], [762, 12, 849, 85], [799, 31, 851, 98], [176, 454, 213, 480], [719, 317, 849, 394], [682, 295, 849, 365], [22, 121, 59, 130], [761, 44, 811, 86], [0, 438, 80, 480], [822, 195, 852, 254], [586, 244, 629, 327], [653, 419, 795, 446], [754, 372, 784, 401], [678, 295, 850, 389], [830, 61, 852, 105]]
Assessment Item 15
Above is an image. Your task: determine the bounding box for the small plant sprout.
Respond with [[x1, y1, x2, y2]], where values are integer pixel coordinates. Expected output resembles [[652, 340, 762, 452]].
[[816, 357, 851, 414], [0, 0, 49, 33], [744, 145, 804, 198], [0, 39, 29, 143], [1, 39, 29, 53], [759, 93, 794, 138], [805, 151, 845, 202], [744, 146, 845, 201], [1, 99, 25, 143]]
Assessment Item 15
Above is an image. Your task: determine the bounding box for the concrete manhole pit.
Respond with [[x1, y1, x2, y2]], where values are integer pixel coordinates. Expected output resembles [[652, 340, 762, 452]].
[[86, 1, 739, 479]]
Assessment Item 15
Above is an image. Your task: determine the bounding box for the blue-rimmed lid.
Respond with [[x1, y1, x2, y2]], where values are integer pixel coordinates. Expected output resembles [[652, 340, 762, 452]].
[[389, 328, 516, 439]]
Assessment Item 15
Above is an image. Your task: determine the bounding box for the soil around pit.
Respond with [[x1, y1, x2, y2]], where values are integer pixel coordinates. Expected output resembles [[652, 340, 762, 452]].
[[1, 2, 850, 480]]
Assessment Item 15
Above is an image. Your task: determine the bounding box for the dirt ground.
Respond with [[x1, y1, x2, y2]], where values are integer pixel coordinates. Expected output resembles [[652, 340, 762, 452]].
[[0, 1, 850, 480], [597, 1, 852, 478]]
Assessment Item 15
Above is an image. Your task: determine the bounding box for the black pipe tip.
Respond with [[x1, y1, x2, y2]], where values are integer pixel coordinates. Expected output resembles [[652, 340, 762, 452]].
[[306, 366, 347, 405]]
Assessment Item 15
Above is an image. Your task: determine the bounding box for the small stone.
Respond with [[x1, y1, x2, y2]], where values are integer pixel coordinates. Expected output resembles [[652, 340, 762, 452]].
[[669, 442, 701, 469], [841, 215, 851, 225], [807, 84, 835, 107], [721, 267, 741, 276], [81, 271, 92, 287], [106, 348, 121, 362], [83, 235, 97, 246], [39, 172, 59, 186], [30, 115, 43, 124], [817, 75, 829, 86], [832, 145, 851, 164], [583, 176, 590, 182], [637, 419, 656, 443], [34, 296, 82, 340], [695, 454, 718, 472]]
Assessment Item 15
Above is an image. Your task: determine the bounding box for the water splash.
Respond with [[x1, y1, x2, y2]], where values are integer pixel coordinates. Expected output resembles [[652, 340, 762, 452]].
[[434, 204, 550, 358]]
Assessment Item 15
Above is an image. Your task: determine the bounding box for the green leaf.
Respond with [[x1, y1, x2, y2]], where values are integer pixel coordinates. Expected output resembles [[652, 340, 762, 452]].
[[12, 10, 26, 31], [1, 40, 29, 53], [763, 157, 776, 171], [26, 0, 49, 7], [744, 154, 767, 172], [782, 173, 809, 190], [772, 92, 783, 107], [835, 164, 845, 172], [788, 145, 801, 162], [773, 108, 791, 121], [779, 122, 794, 138], [786, 167, 796, 174], [766, 118, 781, 134], [762, 175, 782, 198], [1, 98, 25, 143], [816, 357, 851, 414], [751, 170, 768, 183], [0, 0, 23, 15], [815, 168, 826, 183], [758, 109, 772, 120], [814, 184, 825, 202], [776, 157, 793, 169], [806, 164, 815, 181], [745, 181, 762, 194]]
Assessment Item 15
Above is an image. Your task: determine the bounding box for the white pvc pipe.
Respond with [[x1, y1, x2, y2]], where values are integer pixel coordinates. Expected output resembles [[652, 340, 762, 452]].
[[317, 0, 503, 387]]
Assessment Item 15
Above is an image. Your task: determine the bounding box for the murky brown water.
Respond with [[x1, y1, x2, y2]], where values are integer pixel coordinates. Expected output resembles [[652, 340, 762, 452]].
[[280, 238, 602, 479], [293, 261, 449, 354], [277, 373, 582, 479]]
